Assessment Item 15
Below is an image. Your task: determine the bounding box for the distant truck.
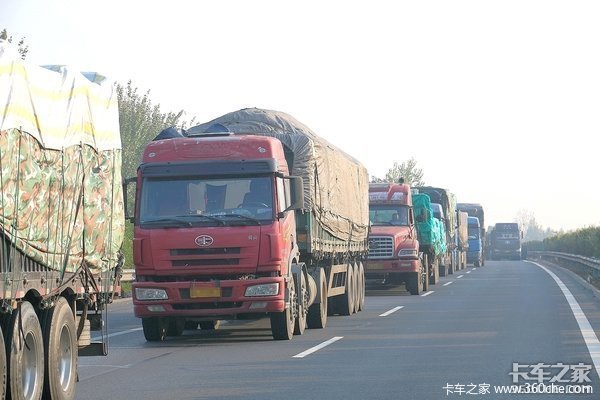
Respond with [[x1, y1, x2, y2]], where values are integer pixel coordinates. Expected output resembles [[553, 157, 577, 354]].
[[490, 222, 522, 260], [126, 108, 369, 342], [457, 203, 486, 266], [365, 183, 428, 295], [414, 187, 457, 276], [0, 42, 124, 399], [413, 193, 446, 287], [456, 211, 469, 270], [467, 217, 483, 267]]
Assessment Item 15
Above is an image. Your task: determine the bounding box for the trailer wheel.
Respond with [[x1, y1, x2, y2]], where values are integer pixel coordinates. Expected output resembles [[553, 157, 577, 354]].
[[167, 318, 185, 337], [270, 281, 296, 340], [42, 297, 77, 400], [0, 324, 6, 400], [142, 317, 168, 342], [338, 264, 355, 316], [6, 301, 44, 400], [307, 269, 327, 329], [357, 262, 365, 312], [422, 254, 429, 292], [294, 271, 307, 335], [199, 320, 220, 330], [406, 272, 422, 295], [474, 259, 481, 268]]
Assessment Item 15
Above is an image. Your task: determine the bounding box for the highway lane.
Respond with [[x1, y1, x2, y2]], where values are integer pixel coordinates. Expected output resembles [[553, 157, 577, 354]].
[[75, 260, 600, 399]]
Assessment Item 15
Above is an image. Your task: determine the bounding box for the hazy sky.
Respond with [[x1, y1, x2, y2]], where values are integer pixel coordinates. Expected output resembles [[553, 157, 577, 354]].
[[2, 0, 599, 232]]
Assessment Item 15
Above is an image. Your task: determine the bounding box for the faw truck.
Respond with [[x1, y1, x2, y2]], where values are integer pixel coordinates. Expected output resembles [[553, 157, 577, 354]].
[[490, 222, 522, 260], [467, 217, 483, 267], [412, 192, 446, 286], [365, 183, 428, 295], [414, 187, 457, 276], [0, 42, 124, 399], [127, 108, 369, 341]]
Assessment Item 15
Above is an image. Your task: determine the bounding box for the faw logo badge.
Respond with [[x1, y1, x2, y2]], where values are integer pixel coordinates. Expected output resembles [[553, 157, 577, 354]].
[[195, 235, 214, 247]]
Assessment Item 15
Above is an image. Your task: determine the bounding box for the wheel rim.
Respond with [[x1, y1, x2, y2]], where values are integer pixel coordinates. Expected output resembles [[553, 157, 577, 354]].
[[23, 330, 39, 399], [58, 323, 74, 391]]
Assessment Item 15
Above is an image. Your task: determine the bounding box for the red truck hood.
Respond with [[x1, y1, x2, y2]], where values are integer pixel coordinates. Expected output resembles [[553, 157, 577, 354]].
[[138, 226, 263, 276], [370, 225, 413, 240]]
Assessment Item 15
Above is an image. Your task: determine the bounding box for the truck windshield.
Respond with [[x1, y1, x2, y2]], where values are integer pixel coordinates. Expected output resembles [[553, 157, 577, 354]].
[[139, 176, 274, 227], [369, 205, 409, 226], [468, 226, 480, 240]]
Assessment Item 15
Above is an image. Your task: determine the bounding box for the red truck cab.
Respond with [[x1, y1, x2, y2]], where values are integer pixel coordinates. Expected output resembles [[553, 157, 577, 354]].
[[130, 133, 304, 340], [366, 183, 424, 294]]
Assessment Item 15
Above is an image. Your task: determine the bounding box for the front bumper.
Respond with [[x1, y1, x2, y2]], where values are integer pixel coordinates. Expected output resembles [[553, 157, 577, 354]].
[[365, 258, 420, 275], [133, 277, 286, 318]]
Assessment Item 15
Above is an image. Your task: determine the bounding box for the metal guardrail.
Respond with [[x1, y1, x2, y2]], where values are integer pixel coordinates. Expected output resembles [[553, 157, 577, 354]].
[[528, 251, 600, 283]]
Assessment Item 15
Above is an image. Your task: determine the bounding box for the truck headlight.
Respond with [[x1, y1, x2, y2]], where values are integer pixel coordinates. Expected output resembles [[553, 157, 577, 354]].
[[245, 283, 279, 297], [398, 249, 418, 258], [135, 287, 168, 300]]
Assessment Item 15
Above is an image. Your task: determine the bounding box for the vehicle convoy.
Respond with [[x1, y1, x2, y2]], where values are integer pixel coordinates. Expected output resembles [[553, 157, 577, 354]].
[[457, 203, 486, 266], [365, 183, 428, 295], [127, 108, 369, 341], [456, 211, 469, 270], [466, 217, 483, 267], [0, 42, 124, 399], [412, 192, 446, 287], [490, 222, 522, 260], [414, 186, 457, 276]]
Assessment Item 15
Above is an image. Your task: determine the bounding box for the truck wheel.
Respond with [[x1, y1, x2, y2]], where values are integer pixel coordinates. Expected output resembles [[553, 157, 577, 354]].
[[407, 272, 422, 295], [6, 301, 44, 400], [474, 259, 481, 268], [338, 264, 355, 316], [167, 318, 185, 337], [307, 269, 327, 329], [270, 281, 296, 340], [352, 263, 360, 314], [0, 324, 4, 400], [142, 317, 168, 341], [199, 320, 220, 330], [357, 262, 365, 312], [42, 297, 77, 400], [294, 271, 307, 335]]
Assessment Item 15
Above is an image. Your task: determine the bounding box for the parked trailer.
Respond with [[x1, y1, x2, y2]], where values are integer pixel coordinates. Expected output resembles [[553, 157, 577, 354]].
[[127, 108, 369, 341], [0, 42, 124, 399]]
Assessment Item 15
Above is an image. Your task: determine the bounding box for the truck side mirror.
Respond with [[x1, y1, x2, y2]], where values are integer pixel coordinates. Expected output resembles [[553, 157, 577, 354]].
[[282, 176, 304, 214], [123, 177, 137, 223]]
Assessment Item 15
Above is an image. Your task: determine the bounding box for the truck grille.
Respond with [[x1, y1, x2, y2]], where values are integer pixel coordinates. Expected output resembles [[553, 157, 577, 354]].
[[368, 236, 394, 259]]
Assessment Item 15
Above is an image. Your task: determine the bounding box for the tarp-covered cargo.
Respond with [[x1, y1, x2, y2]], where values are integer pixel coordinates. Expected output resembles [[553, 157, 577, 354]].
[[0, 41, 124, 274], [457, 211, 469, 251], [188, 108, 370, 244], [413, 193, 446, 256], [414, 186, 457, 244]]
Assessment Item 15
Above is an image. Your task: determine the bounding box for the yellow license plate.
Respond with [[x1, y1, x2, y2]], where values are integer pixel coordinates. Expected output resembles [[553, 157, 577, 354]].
[[190, 284, 221, 298], [367, 262, 386, 270]]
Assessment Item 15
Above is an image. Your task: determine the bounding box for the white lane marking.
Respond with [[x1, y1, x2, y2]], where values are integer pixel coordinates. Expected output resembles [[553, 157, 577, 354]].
[[528, 261, 600, 379], [421, 291, 435, 297], [293, 336, 343, 358], [379, 306, 404, 317], [466, 270, 472, 274], [91, 327, 143, 341], [457, 275, 464, 279], [443, 281, 453, 286]]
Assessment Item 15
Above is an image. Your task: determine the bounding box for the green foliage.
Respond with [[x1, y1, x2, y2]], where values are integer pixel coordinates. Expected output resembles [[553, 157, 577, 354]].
[[526, 226, 600, 258], [117, 80, 195, 180], [371, 158, 425, 186], [1, 28, 29, 59]]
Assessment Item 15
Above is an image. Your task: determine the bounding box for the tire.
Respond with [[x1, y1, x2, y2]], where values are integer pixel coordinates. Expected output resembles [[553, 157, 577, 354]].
[[0, 325, 6, 400], [42, 297, 77, 400], [293, 271, 307, 335], [199, 320, 220, 330], [430, 257, 440, 285], [307, 269, 328, 329], [6, 301, 44, 400], [338, 264, 354, 316], [167, 318, 185, 337], [270, 280, 296, 340], [142, 317, 168, 342], [357, 262, 365, 312], [352, 263, 360, 314], [422, 254, 430, 292], [474, 259, 481, 268], [406, 272, 422, 295]]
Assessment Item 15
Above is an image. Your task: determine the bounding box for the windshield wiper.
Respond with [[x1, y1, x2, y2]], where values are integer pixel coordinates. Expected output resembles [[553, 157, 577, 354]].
[[220, 213, 262, 224], [184, 214, 227, 226], [142, 218, 192, 227]]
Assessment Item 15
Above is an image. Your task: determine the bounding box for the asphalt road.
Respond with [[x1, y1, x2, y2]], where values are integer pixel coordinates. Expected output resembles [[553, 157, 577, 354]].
[[75, 260, 600, 399]]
